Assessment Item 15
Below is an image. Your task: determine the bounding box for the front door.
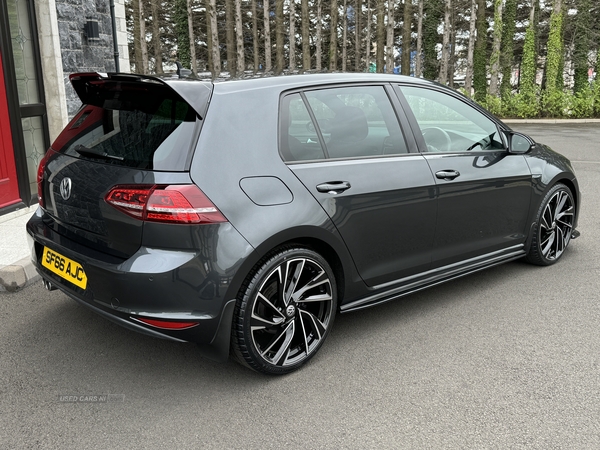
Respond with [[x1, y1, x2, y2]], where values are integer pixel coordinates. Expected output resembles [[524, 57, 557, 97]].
[[0, 52, 20, 209], [397, 85, 533, 268]]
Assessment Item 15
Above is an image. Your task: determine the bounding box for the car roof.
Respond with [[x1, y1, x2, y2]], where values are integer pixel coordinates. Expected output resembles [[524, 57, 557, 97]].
[[210, 72, 437, 94]]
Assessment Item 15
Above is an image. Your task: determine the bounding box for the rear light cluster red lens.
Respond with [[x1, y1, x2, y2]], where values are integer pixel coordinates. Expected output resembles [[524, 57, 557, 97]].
[[105, 184, 227, 224], [37, 150, 52, 208], [134, 317, 199, 330]]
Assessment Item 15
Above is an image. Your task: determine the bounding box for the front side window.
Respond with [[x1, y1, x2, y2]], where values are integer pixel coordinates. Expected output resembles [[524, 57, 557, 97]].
[[400, 86, 504, 153], [281, 85, 407, 162]]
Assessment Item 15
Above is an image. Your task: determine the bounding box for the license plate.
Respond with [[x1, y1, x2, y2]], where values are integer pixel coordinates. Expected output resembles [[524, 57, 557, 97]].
[[42, 247, 87, 289]]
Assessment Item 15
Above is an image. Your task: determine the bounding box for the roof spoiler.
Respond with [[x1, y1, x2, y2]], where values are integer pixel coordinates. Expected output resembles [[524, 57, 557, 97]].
[[68, 72, 212, 119]]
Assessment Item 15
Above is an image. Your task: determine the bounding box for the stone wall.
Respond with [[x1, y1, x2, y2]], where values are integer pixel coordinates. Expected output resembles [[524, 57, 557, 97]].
[[55, 0, 122, 118]]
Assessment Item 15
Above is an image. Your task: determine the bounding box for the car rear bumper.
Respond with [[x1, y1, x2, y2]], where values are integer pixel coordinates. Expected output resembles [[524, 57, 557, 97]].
[[26, 208, 251, 357]]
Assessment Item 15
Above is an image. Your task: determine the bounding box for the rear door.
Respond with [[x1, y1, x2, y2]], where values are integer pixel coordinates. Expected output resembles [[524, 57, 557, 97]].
[[396, 85, 533, 268], [283, 84, 437, 287]]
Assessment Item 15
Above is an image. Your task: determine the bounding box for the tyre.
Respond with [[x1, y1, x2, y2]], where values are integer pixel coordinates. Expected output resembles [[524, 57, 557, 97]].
[[231, 247, 337, 375], [526, 183, 575, 266]]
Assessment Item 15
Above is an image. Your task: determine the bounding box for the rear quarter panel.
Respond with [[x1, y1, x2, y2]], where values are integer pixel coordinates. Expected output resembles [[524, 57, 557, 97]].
[[189, 82, 366, 305]]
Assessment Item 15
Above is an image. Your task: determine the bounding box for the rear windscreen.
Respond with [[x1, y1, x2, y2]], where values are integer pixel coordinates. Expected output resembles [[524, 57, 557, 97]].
[[53, 81, 199, 171]]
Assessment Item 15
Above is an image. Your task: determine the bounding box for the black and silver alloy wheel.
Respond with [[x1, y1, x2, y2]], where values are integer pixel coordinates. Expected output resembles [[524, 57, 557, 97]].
[[527, 183, 575, 266], [232, 248, 336, 374]]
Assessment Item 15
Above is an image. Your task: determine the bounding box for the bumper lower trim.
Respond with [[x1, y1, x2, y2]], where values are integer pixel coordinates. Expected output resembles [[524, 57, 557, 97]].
[[40, 270, 187, 343]]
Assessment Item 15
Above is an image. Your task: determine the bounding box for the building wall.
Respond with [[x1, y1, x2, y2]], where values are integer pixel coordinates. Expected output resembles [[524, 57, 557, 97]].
[[36, 0, 68, 144], [55, 0, 130, 118], [114, 0, 130, 74], [0, 0, 131, 215]]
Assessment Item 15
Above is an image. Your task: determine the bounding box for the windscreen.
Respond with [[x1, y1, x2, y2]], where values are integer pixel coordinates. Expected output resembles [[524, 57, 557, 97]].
[[53, 81, 199, 171]]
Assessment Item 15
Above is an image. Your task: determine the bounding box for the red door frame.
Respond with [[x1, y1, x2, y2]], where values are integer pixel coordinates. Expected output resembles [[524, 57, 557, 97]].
[[0, 50, 20, 209]]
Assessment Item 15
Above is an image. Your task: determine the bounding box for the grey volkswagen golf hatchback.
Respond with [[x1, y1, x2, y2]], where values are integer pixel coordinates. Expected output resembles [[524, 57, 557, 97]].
[[28, 72, 580, 374]]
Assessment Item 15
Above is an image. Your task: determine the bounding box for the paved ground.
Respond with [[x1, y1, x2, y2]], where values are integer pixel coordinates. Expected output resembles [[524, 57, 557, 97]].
[[1, 123, 599, 449]]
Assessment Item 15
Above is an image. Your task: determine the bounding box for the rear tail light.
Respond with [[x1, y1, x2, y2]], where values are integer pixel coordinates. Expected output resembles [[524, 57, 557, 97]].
[[37, 149, 52, 208], [105, 184, 227, 224]]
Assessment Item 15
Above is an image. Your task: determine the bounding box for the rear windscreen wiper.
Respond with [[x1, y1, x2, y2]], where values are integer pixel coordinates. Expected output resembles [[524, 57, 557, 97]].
[[74, 145, 124, 161]]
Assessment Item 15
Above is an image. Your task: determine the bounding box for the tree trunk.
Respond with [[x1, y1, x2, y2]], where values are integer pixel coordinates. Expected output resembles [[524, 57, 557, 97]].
[[439, 0, 451, 84], [376, 0, 385, 72], [133, 0, 142, 72], [235, 0, 245, 75], [342, 0, 348, 71], [174, 0, 190, 69], [252, 0, 259, 72], [544, 0, 564, 94], [488, 0, 503, 95], [138, 0, 149, 73], [208, 0, 221, 77], [187, 0, 197, 75], [449, 4, 456, 87], [401, 0, 411, 75], [573, 0, 591, 94], [290, 0, 296, 71], [206, 0, 213, 72], [415, 0, 423, 77], [226, 0, 236, 76], [464, 0, 477, 97], [151, 0, 163, 73], [473, 0, 487, 101], [423, 0, 442, 80], [386, 0, 394, 73], [275, 0, 284, 74], [366, 0, 372, 70], [329, 0, 339, 70], [302, 0, 310, 70], [520, 4, 536, 100], [264, 0, 272, 71], [355, 0, 362, 71], [316, 0, 322, 70], [500, 0, 516, 98]]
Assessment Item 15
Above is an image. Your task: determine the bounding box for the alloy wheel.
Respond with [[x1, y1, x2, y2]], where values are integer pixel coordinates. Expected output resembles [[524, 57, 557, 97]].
[[249, 257, 334, 368], [539, 189, 574, 261]]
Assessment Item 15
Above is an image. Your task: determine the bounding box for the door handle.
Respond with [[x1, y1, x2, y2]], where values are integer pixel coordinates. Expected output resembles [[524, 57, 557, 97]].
[[316, 181, 351, 194], [435, 170, 460, 181]]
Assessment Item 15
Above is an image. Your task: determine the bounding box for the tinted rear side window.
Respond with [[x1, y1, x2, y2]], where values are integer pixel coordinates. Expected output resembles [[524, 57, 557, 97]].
[[280, 85, 407, 162], [53, 82, 199, 171]]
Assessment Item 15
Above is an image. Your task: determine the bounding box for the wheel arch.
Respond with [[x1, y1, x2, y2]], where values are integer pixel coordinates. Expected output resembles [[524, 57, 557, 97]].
[[557, 177, 579, 219], [542, 175, 580, 227], [267, 236, 347, 310]]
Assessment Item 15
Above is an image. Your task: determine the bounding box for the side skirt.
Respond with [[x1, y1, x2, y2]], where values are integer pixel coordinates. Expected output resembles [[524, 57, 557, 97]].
[[340, 245, 526, 313]]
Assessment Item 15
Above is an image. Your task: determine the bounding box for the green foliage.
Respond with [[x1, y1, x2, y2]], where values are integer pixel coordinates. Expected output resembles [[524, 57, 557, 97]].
[[174, 0, 190, 68], [479, 94, 502, 117], [567, 89, 594, 118], [501, 93, 540, 119], [478, 92, 539, 119], [541, 89, 565, 118]]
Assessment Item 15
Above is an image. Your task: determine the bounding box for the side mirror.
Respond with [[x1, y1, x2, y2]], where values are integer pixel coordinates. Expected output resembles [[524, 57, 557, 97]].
[[503, 130, 534, 154]]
